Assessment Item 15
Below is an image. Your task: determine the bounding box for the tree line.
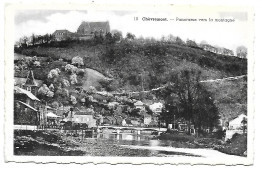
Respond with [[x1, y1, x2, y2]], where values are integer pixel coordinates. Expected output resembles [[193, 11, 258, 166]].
[[15, 30, 247, 58]]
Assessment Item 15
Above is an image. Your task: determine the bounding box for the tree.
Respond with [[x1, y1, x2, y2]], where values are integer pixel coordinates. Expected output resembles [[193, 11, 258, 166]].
[[70, 95, 77, 105], [49, 84, 55, 91], [105, 32, 113, 44], [71, 56, 84, 67], [20, 36, 29, 48], [236, 46, 247, 58], [186, 39, 198, 47], [38, 84, 54, 98], [62, 79, 70, 87], [51, 101, 59, 109], [33, 61, 41, 67], [93, 31, 104, 44], [126, 32, 135, 40], [44, 34, 51, 43], [157, 69, 220, 135], [65, 64, 78, 73], [175, 36, 185, 45], [31, 34, 36, 46], [167, 34, 176, 43], [70, 73, 78, 85], [112, 31, 123, 42], [48, 68, 60, 79], [241, 117, 247, 134]]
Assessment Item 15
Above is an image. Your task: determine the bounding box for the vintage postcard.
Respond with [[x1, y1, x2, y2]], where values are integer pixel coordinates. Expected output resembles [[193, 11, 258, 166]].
[[4, 2, 255, 165]]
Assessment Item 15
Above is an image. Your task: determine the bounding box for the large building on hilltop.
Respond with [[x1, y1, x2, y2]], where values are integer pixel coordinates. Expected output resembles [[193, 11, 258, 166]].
[[52, 29, 74, 41], [77, 21, 110, 35]]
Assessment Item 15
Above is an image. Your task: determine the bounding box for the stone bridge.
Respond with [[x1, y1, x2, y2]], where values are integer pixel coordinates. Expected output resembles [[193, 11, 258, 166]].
[[97, 125, 167, 134]]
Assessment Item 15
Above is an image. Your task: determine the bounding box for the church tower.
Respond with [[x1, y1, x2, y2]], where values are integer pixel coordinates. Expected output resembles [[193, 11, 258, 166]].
[[22, 70, 39, 95]]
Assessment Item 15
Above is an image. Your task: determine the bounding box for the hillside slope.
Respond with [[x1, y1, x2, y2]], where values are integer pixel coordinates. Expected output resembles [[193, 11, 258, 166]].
[[82, 68, 112, 90], [15, 40, 247, 122]]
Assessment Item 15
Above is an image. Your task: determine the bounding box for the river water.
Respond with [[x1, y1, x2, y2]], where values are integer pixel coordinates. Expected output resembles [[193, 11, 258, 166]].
[[76, 130, 246, 160]]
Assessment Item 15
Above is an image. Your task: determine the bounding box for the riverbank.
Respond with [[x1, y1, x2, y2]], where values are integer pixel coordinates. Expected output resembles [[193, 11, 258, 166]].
[[14, 129, 247, 157], [156, 132, 247, 156], [14, 129, 153, 156], [14, 130, 85, 155]]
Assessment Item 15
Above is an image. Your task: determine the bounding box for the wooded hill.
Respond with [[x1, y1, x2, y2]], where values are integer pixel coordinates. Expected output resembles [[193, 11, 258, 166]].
[[14, 39, 247, 122]]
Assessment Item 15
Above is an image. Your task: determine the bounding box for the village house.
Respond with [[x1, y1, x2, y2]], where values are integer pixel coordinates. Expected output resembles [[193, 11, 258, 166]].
[[228, 114, 247, 130], [134, 100, 145, 111], [71, 108, 97, 128], [14, 70, 43, 96], [149, 102, 163, 115], [52, 29, 74, 41], [14, 86, 40, 126], [225, 114, 247, 140], [143, 114, 152, 126]]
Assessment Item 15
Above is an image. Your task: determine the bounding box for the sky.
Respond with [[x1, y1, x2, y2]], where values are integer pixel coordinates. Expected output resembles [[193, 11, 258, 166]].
[[14, 8, 251, 52]]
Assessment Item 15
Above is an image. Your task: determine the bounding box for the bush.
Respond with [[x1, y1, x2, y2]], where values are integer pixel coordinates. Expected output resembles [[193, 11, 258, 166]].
[[71, 56, 84, 67]]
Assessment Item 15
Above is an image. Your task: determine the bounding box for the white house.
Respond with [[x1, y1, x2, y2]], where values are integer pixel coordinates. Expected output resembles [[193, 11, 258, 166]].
[[229, 114, 247, 130], [149, 102, 163, 114], [143, 114, 152, 125], [134, 101, 145, 111]]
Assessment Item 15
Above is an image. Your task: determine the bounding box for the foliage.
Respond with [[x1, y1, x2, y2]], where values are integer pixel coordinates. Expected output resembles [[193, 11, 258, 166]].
[[71, 56, 84, 66], [70, 95, 77, 105], [88, 86, 97, 94], [70, 74, 78, 85], [112, 31, 123, 42], [126, 32, 135, 40], [158, 69, 220, 134], [62, 79, 70, 87], [33, 61, 41, 67], [236, 46, 247, 58], [65, 64, 78, 74], [38, 84, 54, 98], [76, 68, 85, 76], [51, 101, 59, 109], [186, 39, 198, 47], [47, 68, 60, 79], [49, 84, 55, 91]]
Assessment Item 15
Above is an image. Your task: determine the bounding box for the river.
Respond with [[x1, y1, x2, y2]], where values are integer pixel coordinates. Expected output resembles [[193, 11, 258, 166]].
[[68, 130, 246, 161]]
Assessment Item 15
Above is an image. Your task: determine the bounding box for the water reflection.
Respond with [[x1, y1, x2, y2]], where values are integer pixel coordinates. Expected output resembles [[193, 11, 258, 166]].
[[96, 133, 150, 142], [83, 132, 201, 157]]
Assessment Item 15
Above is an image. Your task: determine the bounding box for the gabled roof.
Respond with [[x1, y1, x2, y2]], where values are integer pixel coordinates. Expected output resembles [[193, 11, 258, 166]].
[[24, 70, 38, 87], [74, 108, 94, 115], [77, 21, 110, 34], [16, 100, 38, 111], [53, 29, 72, 35], [14, 77, 43, 87], [229, 114, 247, 124], [14, 86, 40, 101], [134, 101, 144, 106]]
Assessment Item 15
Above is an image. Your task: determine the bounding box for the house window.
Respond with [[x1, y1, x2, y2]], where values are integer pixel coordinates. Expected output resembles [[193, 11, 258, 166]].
[[26, 87, 31, 92]]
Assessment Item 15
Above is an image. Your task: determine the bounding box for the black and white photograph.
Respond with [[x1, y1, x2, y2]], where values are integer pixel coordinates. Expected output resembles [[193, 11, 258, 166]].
[[3, 2, 256, 165]]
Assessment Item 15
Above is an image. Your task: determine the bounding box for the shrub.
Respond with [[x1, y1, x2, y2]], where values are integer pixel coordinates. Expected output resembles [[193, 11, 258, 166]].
[[71, 56, 84, 67], [65, 64, 78, 73], [70, 74, 78, 85], [62, 79, 70, 87], [48, 68, 60, 79], [33, 61, 41, 67], [76, 68, 85, 76], [70, 95, 77, 105], [49, 84, 55, 91]]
